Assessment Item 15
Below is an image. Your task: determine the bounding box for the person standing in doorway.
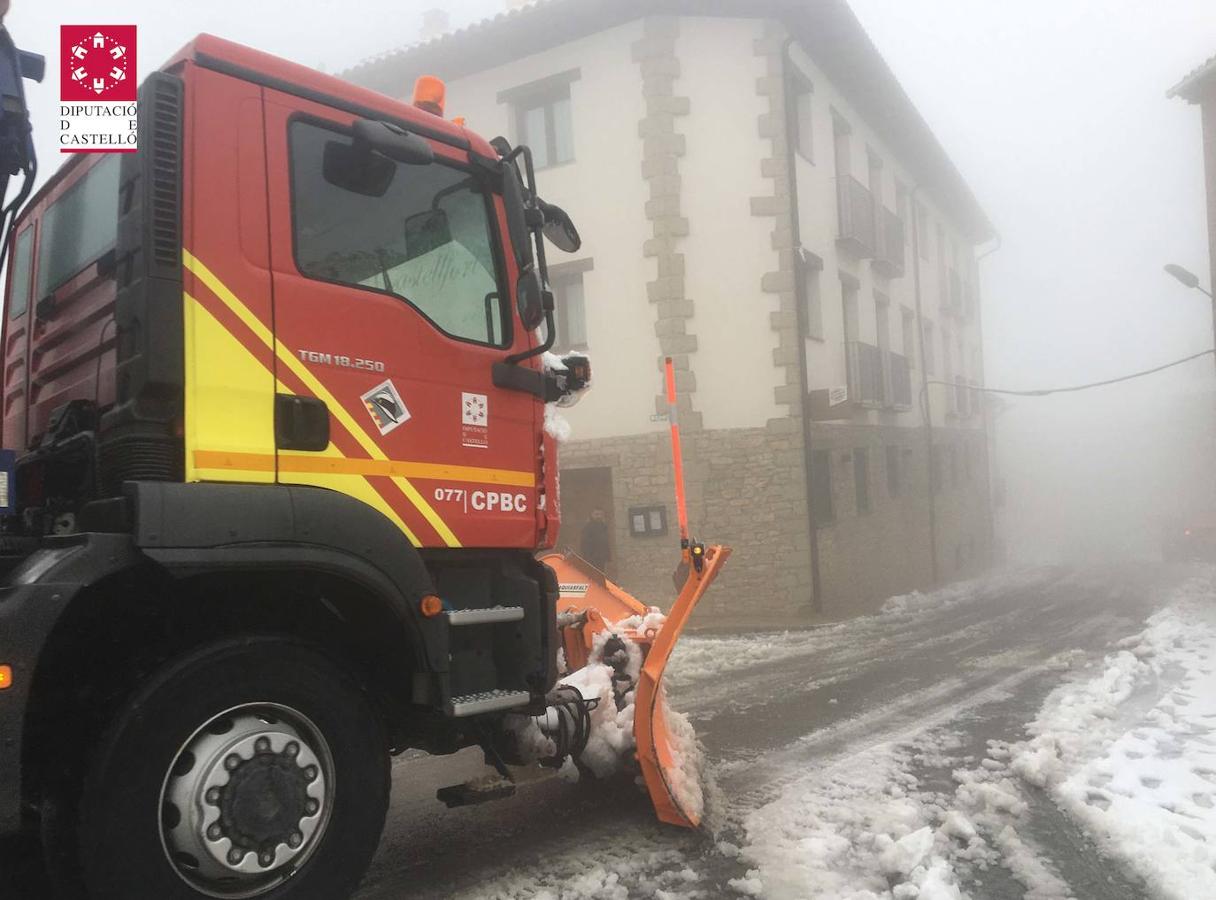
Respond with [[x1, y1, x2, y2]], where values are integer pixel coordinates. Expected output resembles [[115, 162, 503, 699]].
[[579, 508, 611, 574]]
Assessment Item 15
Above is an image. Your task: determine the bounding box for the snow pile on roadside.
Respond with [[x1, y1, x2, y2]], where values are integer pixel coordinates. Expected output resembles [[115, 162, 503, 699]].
[[941, 738, 1076, 900], [733, 722, 1087, 900], [1005, 573, 1216, 899], [735, 741, 966, 899], [879, 566, 1062, 618]]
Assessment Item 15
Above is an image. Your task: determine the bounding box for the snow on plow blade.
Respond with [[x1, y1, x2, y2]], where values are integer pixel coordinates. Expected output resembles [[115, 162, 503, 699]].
[[543, 546, 731, 828]]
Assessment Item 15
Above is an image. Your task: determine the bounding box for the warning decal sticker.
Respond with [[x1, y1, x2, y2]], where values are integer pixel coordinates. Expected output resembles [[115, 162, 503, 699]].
[[361, 379, 411, 435]]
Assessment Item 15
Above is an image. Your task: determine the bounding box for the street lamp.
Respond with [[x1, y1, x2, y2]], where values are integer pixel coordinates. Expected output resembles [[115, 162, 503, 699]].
[[1165, 263, 1214, 298], [1164, 263, 1216, 375]]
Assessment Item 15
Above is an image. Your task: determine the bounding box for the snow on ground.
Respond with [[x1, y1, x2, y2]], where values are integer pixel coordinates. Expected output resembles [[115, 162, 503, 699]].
[[735, 739, 966, 900], [729, 696, 1109, 900], [351, 566, 1195, 900], [1008, 573, 1216, 899], [667, 566, 1061, 694], [730, 570, 1216, 900], [455, 840, 708, 900], [728, 692, 1078, 900]]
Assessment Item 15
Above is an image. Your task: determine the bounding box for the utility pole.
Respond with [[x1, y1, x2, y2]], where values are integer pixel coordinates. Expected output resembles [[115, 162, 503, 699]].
[[1163, 264, 1216, 375]]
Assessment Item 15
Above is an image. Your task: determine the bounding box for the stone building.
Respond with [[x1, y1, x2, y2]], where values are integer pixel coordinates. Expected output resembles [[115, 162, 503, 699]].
[[346, 0, 995, 626]]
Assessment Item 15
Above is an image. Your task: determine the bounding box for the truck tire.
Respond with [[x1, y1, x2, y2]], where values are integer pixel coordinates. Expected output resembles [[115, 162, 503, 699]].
[[70, 638, 390, 900]]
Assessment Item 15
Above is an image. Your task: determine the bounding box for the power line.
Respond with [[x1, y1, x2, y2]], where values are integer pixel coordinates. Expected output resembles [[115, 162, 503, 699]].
[[928, 349, 1215, 398]]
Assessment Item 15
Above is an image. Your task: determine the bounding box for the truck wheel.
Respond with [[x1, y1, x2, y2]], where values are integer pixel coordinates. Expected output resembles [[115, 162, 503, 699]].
[[73, 638, 389, 900]]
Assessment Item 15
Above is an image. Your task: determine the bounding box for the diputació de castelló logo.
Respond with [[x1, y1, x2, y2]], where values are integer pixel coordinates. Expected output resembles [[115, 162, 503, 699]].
[[59, 24, 138, 152]]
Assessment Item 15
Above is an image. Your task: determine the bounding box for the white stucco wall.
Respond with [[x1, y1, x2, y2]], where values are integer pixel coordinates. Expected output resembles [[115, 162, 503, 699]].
[[678, 16, 783, 430], [439, 21, 666, 442], [413, 13, 985, 440]]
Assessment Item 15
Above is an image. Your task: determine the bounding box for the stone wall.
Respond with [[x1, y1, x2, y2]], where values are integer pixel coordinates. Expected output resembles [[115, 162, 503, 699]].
[[558, 421, 815, 628], [751, 20, 807, 421], [558, 420, 991, 627], [631, 16, 701, 428], [809, 421, 990, 617]]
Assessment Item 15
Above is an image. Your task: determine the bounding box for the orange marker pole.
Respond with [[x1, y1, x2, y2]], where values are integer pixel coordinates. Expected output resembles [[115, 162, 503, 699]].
[[664, 357, 690, 549]]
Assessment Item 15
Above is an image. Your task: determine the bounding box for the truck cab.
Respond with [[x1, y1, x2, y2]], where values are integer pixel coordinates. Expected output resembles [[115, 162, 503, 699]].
[[0, 34, 590, 899]]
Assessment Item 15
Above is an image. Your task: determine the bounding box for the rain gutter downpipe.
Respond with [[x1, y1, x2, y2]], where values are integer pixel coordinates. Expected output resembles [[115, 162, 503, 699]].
[[780, 35, 823, 612], [974, 231, 1001, 565], [909, 184, 940, 586]]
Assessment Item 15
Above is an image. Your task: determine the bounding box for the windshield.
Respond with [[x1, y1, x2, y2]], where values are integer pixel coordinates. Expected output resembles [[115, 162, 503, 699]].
[[290, 119, 506, 346]]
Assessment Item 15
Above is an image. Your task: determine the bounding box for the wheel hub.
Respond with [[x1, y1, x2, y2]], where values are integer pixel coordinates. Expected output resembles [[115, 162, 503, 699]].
[[160, 705, 333, 898], [220, 746, 312, 850]]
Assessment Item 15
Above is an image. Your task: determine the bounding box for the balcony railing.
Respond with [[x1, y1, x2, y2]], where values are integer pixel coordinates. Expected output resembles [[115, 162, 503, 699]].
[[837, 176, 876, 257], [872, 209, 905, 277], [888, 351, 912, 408], [846, 341, 885, 406]]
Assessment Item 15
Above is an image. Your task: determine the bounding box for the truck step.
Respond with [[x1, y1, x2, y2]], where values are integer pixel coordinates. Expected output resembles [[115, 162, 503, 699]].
[[446, 605, 525, 626], [446, 689, 531, 717]]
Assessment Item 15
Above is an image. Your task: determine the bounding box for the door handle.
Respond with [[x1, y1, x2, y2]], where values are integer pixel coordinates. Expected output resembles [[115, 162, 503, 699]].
[[274, 393, 329, 451]]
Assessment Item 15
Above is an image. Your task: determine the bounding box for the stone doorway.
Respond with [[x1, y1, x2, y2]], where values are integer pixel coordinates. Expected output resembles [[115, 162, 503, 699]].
[[559, 466, 616, 575]]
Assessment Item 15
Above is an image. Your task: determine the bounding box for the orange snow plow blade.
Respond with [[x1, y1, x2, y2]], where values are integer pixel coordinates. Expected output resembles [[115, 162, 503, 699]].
[[543, 545, 731, 828], [634, 543, 729, 826]]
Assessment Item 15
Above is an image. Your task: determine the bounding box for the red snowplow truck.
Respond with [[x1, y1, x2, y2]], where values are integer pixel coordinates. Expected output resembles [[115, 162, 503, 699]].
[[0, 34, 728, 900]]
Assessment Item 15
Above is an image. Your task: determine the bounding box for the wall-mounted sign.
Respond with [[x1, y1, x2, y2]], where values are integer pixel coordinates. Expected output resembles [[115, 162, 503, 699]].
[[628, 505, 667, 537]]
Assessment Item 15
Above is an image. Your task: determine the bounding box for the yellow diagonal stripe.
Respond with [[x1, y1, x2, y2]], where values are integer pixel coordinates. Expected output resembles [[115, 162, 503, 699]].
[[183, 292, 422, 546], [184, 250, 459, 547]]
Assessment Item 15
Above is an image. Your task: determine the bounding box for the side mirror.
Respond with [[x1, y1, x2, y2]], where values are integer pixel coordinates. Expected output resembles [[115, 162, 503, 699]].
[[516, 267, 546, 331], [539, 200, 581, 253], [352, 119, 434, 166], [404, 208, 451, 261], [322, 141, 396, 197]]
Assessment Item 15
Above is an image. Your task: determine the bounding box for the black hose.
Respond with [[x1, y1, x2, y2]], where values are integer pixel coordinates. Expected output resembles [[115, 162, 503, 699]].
[[538, 685, 598, 768], [0, 153, 33, 279]]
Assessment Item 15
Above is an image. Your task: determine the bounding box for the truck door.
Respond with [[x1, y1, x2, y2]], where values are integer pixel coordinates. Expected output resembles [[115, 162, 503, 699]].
[[262, 93, 541, 549]]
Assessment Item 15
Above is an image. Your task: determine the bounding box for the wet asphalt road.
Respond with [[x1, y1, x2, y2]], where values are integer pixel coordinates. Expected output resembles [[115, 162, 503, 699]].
[[0, 563, 1185, 898]]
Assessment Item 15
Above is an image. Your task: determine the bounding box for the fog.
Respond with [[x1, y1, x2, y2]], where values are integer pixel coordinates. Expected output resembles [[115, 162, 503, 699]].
[[5, 5, 1216, 895], [849, 0, 1216, 564], [9, 0, 1216, 565]]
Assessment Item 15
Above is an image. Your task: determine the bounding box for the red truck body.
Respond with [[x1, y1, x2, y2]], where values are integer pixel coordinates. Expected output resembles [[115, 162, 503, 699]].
[[0, 32, 724, 900]]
